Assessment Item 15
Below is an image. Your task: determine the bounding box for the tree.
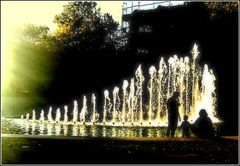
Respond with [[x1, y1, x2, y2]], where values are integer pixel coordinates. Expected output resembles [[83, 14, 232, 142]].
[[53, 1, 119, 52], [18, 24, 49, 44], [204, 1, 238, 13], [10, 2, 123, 110], [17, 23, 60, 51], [204, 2, 239, 19]]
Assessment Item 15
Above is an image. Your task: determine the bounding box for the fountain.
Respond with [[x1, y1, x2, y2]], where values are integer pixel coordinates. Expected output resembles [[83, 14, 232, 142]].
[[39, 110, 45, 122], [135, 65, 145, 124], [112, 87, 120, 124], [47, 107, 53, 122], [103, 90, 112, 124], [20, 44, 219, 130], [91, 93, 99, 123], [25, 113, 30, 121], [55, 108, 61, 123], [64, 106, 68, 124], [79, 96, 87, 124], [72, 100, 79, 123], [32, 110, 36, 121]]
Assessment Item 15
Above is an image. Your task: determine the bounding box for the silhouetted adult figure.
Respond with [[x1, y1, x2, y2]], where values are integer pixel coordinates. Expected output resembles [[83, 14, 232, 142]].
[[166, 91, 181, 137], [192, 109, 214, 138]]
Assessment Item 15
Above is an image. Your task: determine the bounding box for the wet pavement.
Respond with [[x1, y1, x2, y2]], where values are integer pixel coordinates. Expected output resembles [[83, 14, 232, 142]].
[[2, 135, 239, 164]]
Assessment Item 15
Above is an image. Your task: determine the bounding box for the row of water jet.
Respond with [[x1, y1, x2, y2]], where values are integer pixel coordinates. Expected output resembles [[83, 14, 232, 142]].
[[21, 44, 219, 126], [22, 94, 99, 125]]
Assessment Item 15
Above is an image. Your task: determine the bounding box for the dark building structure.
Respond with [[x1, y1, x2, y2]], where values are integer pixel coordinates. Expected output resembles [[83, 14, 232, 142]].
[[121, 1, 180, 33], [125, 3, 208, 56], [122, 2, 238, 135]]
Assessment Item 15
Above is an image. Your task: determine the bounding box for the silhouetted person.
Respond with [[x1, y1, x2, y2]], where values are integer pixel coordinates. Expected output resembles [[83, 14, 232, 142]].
[[166, 91, 181, 137], [179, 115, 191, 137], [192, 109, 214, 138]]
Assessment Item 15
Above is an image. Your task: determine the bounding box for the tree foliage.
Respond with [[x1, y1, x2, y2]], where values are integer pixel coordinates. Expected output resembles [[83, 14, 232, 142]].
[[204, 1, 239, 19], [204, 1, 239, 13], [53, 1, 119, 52], [19, 24, 48, 41], [17, 2, 120, 54]]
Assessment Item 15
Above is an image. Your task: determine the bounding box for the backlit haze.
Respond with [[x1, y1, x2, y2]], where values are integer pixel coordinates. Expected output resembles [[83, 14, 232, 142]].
[[1, 1, 123, 117]]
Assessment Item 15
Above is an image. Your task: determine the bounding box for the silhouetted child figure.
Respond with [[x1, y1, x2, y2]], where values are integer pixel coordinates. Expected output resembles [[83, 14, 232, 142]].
[[179, 115, 191, 137]]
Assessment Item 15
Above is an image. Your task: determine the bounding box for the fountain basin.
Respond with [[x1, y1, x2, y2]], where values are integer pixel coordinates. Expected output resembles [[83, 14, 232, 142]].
[[2, 117, 221, 138]]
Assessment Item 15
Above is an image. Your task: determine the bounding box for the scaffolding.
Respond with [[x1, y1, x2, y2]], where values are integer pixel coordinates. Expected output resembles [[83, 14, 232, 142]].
[[122, 1, 185, 32]]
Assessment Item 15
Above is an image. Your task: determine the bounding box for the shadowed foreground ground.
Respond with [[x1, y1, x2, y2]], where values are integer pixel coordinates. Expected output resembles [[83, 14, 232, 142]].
[[2, 135, 239, 164]]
